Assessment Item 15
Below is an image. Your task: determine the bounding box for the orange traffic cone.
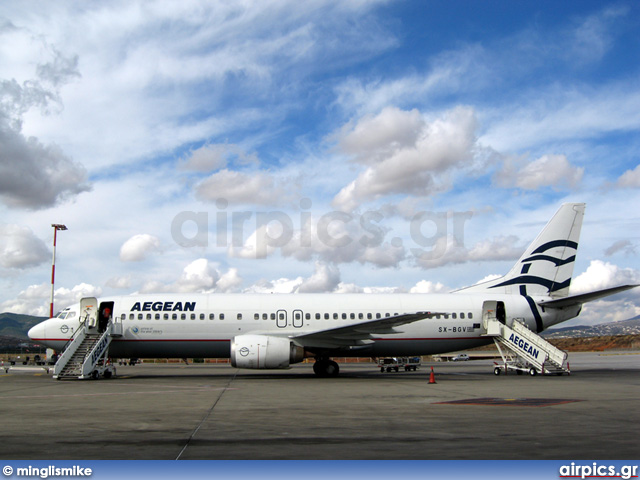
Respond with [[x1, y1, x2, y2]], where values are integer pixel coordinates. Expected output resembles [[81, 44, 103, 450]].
[[428, 366, 436, 384]]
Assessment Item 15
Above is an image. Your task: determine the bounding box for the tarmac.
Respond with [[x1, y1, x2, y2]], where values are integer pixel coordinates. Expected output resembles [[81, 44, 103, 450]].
[[0, 352, 638, 460]]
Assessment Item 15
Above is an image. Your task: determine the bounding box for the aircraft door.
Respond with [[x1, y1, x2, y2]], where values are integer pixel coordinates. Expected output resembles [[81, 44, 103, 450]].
[[81, 297, 99, 331], [276, 309, 287, 328], [482, 300, 506, 335], [496, 301, 506, 324], [292, 309, 303, 328], [98, 301, 114, 333]]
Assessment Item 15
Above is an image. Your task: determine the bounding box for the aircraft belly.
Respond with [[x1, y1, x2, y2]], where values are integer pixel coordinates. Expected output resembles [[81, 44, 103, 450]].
[[369, 337, 492, 357], [109, 339, 231, 358]]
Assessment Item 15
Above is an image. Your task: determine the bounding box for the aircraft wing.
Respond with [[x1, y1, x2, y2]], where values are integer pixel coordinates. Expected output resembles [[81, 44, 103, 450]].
[[538, 284, 639, 309], [289, 311, 440, 349]]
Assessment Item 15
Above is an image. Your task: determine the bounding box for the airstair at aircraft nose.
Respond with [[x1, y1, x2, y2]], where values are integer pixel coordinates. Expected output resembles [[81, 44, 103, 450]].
[[482, 316, 570, 376], [53, 297, 120, 379], [53, 323, 118, 379]]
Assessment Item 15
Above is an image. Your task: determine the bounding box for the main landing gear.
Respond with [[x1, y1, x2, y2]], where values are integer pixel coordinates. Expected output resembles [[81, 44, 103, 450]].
[[313, 358, 340, 377]]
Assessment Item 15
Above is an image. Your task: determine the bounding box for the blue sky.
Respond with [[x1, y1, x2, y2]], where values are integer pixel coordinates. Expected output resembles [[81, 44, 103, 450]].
[[0, 1, 639, 327]]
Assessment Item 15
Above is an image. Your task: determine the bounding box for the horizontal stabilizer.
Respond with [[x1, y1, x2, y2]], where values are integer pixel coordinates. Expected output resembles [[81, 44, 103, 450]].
[[538, 284, 639, 309]]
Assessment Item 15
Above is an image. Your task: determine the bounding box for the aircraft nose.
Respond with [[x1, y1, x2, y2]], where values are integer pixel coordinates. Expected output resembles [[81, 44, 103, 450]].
[[28, 321, 45, 341]]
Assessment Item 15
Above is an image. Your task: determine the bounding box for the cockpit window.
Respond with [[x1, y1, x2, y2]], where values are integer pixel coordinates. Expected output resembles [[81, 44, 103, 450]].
[[67, 311, 76, 318], [57, 311, 68, 319]]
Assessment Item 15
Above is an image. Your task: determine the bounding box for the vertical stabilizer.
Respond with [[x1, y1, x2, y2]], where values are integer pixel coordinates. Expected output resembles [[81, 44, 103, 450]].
[[458, 203, 585, 297]]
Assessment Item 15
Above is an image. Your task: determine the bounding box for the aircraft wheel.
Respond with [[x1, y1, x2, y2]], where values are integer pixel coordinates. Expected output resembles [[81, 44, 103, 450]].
[[103, 370, 112, 379], [529, 367, 537, 376], [313, 359, 339, 377], [91, 370, 100, 380], [313, 361, 323, 376], [494, 367, 501, 375]]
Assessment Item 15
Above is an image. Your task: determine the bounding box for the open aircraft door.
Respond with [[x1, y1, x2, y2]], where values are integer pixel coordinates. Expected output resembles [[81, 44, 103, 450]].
[[482, 300, 506, 335], [80, 297, 99, 332]]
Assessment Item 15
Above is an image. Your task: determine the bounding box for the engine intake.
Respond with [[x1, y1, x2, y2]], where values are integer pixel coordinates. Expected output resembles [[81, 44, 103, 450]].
[[231, 334, 304, 369]]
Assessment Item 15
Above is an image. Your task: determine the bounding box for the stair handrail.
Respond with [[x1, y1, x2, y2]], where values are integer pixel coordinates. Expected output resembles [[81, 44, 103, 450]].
[[53, 322, 89, 377], [81, 322, 114, 378], [511, 321, 567, 367]]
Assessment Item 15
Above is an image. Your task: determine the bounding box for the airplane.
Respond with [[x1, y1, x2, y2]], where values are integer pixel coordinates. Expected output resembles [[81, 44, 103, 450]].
[[28, 203, 638, 377]]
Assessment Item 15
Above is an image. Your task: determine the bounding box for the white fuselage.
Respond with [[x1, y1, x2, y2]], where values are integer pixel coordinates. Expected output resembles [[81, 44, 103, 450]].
[[28, 292, 576, 359]]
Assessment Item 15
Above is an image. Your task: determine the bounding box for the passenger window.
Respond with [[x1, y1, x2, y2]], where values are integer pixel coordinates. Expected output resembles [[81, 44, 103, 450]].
[[342, 313, 347, 320], [271, 313, 276, 320], [147, 314, 151, 320], [324, 313, 329, 320], [305, 313, 310, 320], [163, 314, 169, 320], [295, 312, 301, 320], [172, 314, 177, 320], [181, 314, 186, 320], [376, 313, 381, 319], [209, 313, 215, 320], [155, 314, 160, 320], [254, 313, 259, 320], [315, 313, 321, 320], [220, 313, 225, 320], [452, 313, 457, 319], [333, 313, 338, 320], [129, 313, 135, 320], [121, 314, 126, 321], [237, 313, 242, 320], [350, 313, 355, 320], [460, 313, 465, 319], [367, 313, 372, 320], [263, 313, 268, 320], [200, 313, 205, 320], [138, 314, 143, 320], [468, 312, 473, 319], [358, 313, 364, 320]]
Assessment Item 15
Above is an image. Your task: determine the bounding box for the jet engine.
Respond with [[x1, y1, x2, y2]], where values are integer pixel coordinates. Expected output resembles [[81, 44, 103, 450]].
[[231, 334, 304, 369]]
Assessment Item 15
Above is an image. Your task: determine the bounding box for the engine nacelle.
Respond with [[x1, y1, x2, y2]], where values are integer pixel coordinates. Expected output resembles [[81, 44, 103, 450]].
[[231, 334, 305, 369]]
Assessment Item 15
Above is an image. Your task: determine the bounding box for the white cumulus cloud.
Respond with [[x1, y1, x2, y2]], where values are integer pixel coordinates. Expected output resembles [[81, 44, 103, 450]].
[[570, 260, 640, 294], [494, 154, 583, 190], [119, 234, 161, 262], [332, 106, 479, 211], [195, 169, 289, 206], [0, 224, 49, 269], [617, 164, 640, 188]]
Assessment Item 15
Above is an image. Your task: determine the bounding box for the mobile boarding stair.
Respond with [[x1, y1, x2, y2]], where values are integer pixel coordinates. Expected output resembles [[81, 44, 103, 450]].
[[53, 298, 122, 380], [482, 307, 570, 376]]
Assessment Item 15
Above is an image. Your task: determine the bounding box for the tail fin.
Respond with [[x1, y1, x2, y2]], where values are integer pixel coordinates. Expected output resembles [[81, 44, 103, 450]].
[[458, 203, 585, 297]]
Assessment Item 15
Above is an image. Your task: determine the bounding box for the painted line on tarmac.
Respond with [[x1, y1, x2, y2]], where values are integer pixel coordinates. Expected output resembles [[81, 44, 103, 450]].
[[0, 387, 238, 400]]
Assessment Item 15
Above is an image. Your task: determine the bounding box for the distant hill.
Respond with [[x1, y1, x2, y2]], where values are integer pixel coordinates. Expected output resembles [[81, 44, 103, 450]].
[[542, 316, 640, 338], [0, 313, 48, 339]]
